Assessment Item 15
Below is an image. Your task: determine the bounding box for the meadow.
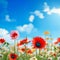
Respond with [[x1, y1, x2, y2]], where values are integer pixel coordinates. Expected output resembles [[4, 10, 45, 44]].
[[0, 31, 60, 60]]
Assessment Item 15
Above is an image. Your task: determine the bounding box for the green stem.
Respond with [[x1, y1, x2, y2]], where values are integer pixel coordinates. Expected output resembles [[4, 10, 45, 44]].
[[36, 49, 37, 57], [16, 40, 18, 54], [7, 54, 8, 60], [39, 49, 40, 55], [14, 40, 16, 53], [24, 44, 27, 59]]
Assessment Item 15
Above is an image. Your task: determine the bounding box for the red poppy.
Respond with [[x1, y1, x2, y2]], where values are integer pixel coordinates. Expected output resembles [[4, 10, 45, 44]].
[[27, 49, 32, 54], [9, 53, 18, 60], [10, 31, 19, 39], [54, 41, 58, 44], [57, 38, 60, 43], [32, 37, 46, 49], [20, 48, 25, 52], [0, 38, 5, 44], [53, 53, 56, 57], [17, 38, 30, 46], [18, 47, 25, 53]]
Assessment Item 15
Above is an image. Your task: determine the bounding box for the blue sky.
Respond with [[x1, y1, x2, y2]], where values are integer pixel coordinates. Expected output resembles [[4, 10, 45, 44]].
[[0, 0, 60, 43]]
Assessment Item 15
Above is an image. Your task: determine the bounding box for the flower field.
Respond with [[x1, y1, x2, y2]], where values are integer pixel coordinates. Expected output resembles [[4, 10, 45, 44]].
[[0, 31, 60, 60]]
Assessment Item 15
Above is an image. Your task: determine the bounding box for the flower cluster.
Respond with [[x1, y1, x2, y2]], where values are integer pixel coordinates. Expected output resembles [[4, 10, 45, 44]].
[[0, 31, 60, 60]]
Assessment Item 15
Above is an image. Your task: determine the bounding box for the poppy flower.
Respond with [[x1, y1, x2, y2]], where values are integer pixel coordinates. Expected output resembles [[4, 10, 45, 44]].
[[20, 48, 25, 52], [57, 38, 60, 43], [0, 38, 5, 44], [53, 53, 56, 57], [10, 31, 19, 40], [9, 53, 18, 60], [32, 37, 46, 49], [27, 49, 32, 54], [54, 41, 58, 44], [44, 31, 50, 35], [18, 47, 27, 53], [17, 38, 30, 46]]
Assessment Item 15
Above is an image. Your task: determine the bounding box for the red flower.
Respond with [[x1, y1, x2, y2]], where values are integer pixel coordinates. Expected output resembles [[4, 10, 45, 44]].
[[53, 53, 56, 57], [20, 48, 25, 52], [10, 31, 19, 39], [27, 49, 32, 54], [0, 38, 5, 44], [17, 38, 30, 46], [54, 41, 58, 44], [32, 37, 46, 49], [9, 53, 18, 60], [18, 47, 25, 53], [57, 38, 60, 43], [54, 38, 60, 44]]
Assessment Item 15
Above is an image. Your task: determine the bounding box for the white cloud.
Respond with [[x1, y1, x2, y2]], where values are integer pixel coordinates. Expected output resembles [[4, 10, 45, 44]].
[[3, 34, 14, 44], [5, 15, 11, 22], [0, 28, 14, 44], [50, 8, 60, 14], [5, 15, 16, 22], [43, 2, 50, 14], [16, 23, 34, 34], [34, 10, 44, 19], [44, 2, 60, 15], [29, 15, 35, 22], [0, 28, 9, 36], [29, 10, 44, 22]]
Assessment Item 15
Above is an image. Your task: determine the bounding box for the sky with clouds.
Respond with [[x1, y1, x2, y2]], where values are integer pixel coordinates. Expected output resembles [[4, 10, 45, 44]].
[[0, 0, 60, 43]]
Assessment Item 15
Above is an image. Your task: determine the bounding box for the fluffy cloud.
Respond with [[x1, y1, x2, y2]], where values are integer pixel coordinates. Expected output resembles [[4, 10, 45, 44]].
[[29, 10, 44, 22], [5, 15, 16, 22], [44, 2, 60, 15], [3, 34, 14, 44], [5, 15, 11, 22], [16, 23, 40, 38], [0, 28, 9, 36], [43, 2, 50, 14], [31, 10, 44, 19], [0, 28, 14, 44], [0, 0, 15, 22], [29, 15, 35, 22], [16, 23, 34, 34], [34, 10, 44, 19]]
